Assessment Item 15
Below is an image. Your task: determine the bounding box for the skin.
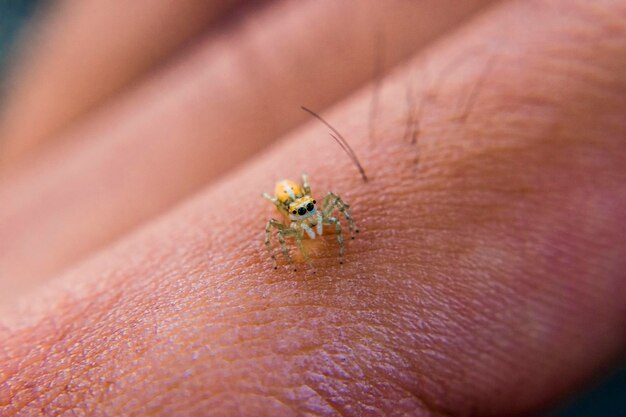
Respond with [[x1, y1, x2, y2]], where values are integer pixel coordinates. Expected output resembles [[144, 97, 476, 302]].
[[0, 0, 498, 298], [0, 0, 251, 162], [1, 0, 626, 416]]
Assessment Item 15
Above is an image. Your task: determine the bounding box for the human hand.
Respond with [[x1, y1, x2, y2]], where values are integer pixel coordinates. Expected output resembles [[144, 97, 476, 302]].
[[1, 0, 625, 416]]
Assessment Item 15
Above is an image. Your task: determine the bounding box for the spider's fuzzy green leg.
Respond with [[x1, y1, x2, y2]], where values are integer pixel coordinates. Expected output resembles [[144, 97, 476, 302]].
[[323, 192, 358, 238], [324, 216, 344, 262], [262, 192, 275, 203], [276, 229, 294, 270], [315, 211, 324, 236], [263, 192, 284, 211], [301, 223, 316, 239], [264, 219, 284, 269], [301, 173, 311, 195]]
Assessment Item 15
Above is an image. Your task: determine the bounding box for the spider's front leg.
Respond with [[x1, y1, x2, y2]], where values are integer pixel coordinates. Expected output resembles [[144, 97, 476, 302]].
[[323, 216, 345, 262], [266, 219, 309, 271], [322, 192, 358, 238], [262, 192, 282, 211], [265, 219, 295, 269], [264, 219, 283, 269], [315, 210, 324, 236]]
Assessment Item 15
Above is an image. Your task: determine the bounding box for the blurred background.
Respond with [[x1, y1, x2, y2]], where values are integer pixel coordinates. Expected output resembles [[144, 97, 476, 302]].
[[0, 0, 39, 74], [0, 2, 623, 416]]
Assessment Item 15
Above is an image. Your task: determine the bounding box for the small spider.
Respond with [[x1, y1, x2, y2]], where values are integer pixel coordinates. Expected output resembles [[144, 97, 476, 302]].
[[263, 173, 357, 270]]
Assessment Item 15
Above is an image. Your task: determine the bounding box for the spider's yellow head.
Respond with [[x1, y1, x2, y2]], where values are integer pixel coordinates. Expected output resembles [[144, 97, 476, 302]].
[[274, 179, 317, 221], [288, 195, 317, 221]]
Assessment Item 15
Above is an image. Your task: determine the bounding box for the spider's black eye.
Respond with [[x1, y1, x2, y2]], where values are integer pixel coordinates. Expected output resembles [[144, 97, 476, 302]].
[[292, 210, 297, 214], [306, 203, 314, 211], [313, 200, 316, 204], [298, 207, 307, 215]]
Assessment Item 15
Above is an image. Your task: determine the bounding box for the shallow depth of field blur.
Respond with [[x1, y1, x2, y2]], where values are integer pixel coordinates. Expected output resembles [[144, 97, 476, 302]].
[[0, 2, 623, 416], [0, 0, 40, 74]]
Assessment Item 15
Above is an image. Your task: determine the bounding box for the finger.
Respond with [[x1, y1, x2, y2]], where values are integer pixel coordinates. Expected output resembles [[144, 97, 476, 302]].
[[0, 0, 255, 163], [0, 0, 500, 299], [1, 0, 625, 415], [0, 0, 498, 166]]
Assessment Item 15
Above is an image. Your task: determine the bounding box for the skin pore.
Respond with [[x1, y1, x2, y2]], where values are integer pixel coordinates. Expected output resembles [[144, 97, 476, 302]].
[[1, 0, 625, 416]]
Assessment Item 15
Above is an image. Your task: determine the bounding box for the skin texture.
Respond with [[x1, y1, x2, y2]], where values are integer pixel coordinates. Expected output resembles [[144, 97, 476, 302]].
[[1, 0, 626, 416], [0, 0, 499, 299], [0, 0, 253, 162]]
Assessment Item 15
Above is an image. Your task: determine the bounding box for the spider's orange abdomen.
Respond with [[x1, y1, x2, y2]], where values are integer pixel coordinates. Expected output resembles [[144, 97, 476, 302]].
[[275, 180, 302, 203]]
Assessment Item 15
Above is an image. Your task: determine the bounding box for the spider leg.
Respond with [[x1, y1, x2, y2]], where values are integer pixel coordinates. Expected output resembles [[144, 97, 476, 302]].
[[262, 192, 283, 210], [262, 192, 275, 203], [315, 211, 323, 236], [301, 173, 311, 195], [322, 192, 358, 238], [264, 219, 285, 269], [321, 193, 336, 216], [323, 216, 344, 262], [301, 223, 316, 239], [276, 228, 297, 270]]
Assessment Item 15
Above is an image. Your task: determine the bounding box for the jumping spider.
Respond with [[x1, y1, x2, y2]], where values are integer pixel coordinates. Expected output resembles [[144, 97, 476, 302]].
[[263, 173, 357, 270]]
